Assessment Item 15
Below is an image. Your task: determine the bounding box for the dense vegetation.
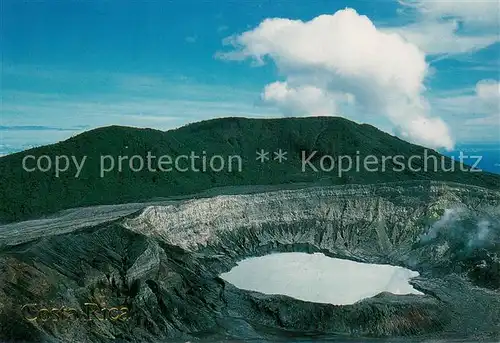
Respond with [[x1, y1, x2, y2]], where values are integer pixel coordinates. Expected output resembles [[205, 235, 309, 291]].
[[1, 117, 499, 223]]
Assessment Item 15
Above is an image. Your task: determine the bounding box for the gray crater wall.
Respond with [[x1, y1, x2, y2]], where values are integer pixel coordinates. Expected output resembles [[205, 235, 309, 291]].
[[0, 181, 499, 342]]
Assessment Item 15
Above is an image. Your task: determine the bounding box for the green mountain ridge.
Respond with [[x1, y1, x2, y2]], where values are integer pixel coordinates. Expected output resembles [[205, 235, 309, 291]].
[[1, 116, 499, 223]]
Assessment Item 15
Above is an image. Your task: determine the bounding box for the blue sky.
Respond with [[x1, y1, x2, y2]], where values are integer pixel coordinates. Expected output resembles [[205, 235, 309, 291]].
[[1, 0, 499, 156]]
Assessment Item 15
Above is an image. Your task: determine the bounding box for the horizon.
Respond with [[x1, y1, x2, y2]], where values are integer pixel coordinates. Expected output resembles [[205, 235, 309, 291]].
[[2, 115, 499, 173], [2, 115, 499, 174], [1, 0, 499, 168]]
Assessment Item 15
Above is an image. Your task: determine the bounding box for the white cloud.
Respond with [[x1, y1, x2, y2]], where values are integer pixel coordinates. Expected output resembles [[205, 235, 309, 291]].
[[219, 8, 454, 149], [392, 1, 500, 56], [432, 80, 499, 141], [217, 25, 229, 33], [464, 80, 500, 127], [465, 116, 499, 126], [262, 81, 355, 117], [476, 79, 500, 101], [401, 0, 500, 26], [434, 79, 499, 116], [388, 20, 499, 55]]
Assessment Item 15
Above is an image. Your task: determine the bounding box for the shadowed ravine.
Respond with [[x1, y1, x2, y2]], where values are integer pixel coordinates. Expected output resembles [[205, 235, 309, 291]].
[[0, 181, 499, 342]]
